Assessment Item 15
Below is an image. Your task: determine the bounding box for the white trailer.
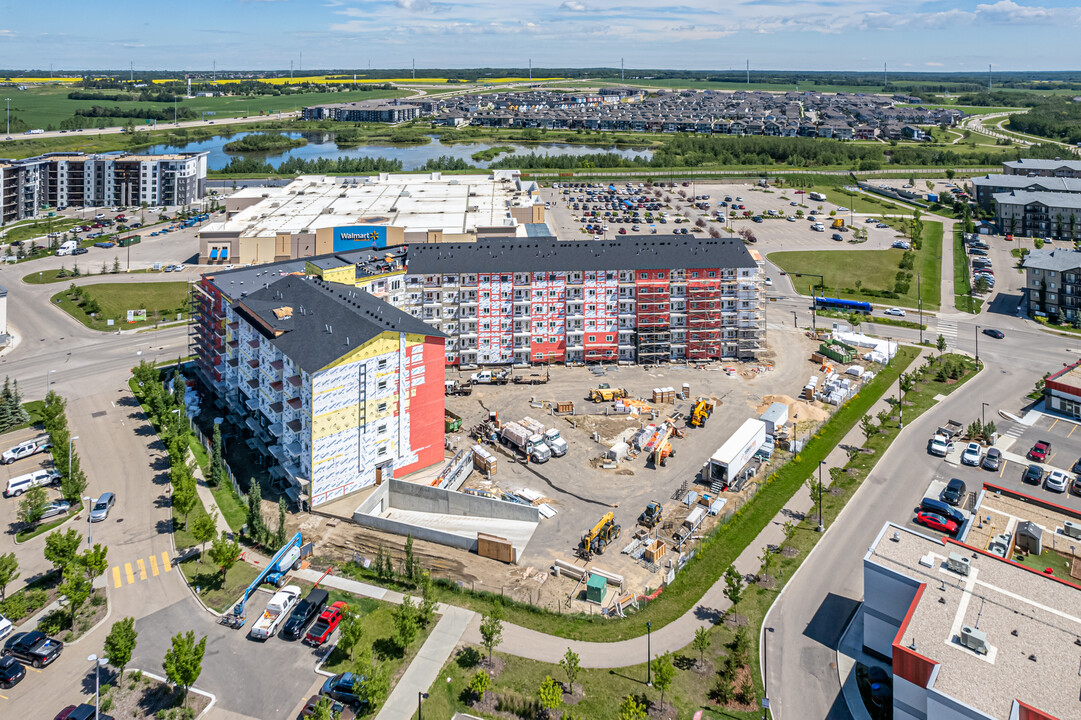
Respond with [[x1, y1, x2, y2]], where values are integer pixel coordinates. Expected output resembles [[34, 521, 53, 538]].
[[707, 419, 767, 490], [249, 585, 301, 641]]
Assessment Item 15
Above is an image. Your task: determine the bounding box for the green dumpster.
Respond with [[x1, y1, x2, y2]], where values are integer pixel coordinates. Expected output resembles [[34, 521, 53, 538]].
[[585, 574, 606, 603]]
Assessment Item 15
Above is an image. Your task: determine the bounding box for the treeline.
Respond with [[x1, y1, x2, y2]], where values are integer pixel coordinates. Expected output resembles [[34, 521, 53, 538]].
[[217, 155, 403, 174], [73, 105, 197, 121], [420, 156, 474, 171], [223, 133, 305, 152], [1007, 100, 1081, 144], [490, 152, 650, 169], [68, 90, 181, 103], [955, 91, 1045, 108]]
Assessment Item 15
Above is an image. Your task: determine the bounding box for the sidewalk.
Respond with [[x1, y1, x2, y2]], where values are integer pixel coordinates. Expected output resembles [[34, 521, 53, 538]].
[[189, 457, 236, 539]]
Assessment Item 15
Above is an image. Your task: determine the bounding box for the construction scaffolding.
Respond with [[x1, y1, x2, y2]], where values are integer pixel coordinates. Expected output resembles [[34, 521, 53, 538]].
[[635, 280, 671, 364]]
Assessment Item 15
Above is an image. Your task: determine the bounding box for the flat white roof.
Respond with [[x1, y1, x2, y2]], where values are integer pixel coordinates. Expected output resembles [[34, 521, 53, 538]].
[[709, 418, 766, 466], [204, 171, 539, 239]]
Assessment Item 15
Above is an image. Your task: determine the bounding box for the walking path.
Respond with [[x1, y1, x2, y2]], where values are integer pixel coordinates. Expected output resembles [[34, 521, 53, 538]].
[[190, 459, 235, 539]]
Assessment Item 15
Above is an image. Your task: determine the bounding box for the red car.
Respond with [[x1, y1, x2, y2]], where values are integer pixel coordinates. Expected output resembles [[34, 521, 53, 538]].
[[915, 511, 958, 535], [304, 601, 348, 646], [1028, 441, 1051, 462]]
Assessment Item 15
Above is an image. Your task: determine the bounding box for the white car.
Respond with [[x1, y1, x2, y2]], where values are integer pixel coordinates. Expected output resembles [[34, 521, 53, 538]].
[[883, 307, 906, 317], [786, 216, 797, 222], [961, 442, 982, 466], [765, 277, 773, 286], [0, 613, 11, 642], [837, 206, 849, 212], [1045, 470, 1069, 493]]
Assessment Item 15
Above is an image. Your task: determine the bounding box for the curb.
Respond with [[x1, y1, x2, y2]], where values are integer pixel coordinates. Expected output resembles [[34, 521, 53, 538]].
[[127, 667, 217, 720]]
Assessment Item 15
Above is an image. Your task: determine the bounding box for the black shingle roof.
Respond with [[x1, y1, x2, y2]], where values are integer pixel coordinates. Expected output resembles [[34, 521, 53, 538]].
[[407, 236, 756, 274], [235, 275, 442, 374]]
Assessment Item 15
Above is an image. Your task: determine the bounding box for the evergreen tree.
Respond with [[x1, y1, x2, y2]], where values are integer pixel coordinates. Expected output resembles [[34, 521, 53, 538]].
[[11, 380, 26, 425], [0, 377, 14, 431], [209, 422, 224, 487]]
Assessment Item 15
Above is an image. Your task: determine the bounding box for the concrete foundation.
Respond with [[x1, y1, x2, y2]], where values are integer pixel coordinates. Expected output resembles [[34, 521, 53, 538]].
[[353, 479, 539, 560]]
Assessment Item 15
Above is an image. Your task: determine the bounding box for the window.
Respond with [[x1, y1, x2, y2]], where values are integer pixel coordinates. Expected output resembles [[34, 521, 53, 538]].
[[588, 335, 596, 342], [640, 273, 647, 279], [606, 334, 613, 342], [377, 358, 388, 370], [377, 379, 388, 391], [377, 446, 388, 456], [708, 271, 716, 278], [377, 423, 387, 435], [691, 271, 699, 278], [377, 402, 388, 413]]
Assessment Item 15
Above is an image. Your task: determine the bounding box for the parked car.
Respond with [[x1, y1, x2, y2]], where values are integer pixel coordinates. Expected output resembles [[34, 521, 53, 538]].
[[982, 448, 1002, 471], [53, 705, 115, 720], [942, 479, 967, 506], [89, 492, 115, 522], [0, 654, 24, 689], [876, 222, 890, 228], [982, 328, 1004, 339], [39, 499, 71, 520], [0, 614, 11, 642], [300, 695, 355, 720], [1028, 441, 1051, 462], [915, 511, 959, 535], [281, 588, 329, 640], [961, 442, 982, 466], [1046, 470, 1069, 493], [883, 307, 906, 317], [2, 630, 64, 667], [831, 232, 844, 241], [321, 672, 365, 707], [1023, 464, 1045, 484], [919, 498, 965, 526], [305, 601, 349, 647]]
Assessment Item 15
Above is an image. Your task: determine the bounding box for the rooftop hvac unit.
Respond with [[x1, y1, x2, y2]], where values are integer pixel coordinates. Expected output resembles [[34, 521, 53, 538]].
[[960, 625, 988, 655], [947, 552, 971, 576], [1064, 520, 1081, 539]]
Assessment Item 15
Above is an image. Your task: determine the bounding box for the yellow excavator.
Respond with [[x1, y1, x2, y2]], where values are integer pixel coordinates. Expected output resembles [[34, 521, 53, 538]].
[[689, 398, 715, 428], [578, 512, 621, 559]]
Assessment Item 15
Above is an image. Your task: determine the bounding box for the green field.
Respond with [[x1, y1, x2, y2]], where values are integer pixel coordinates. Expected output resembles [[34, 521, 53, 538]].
[[180, 557, 261, 614], [1, 216, 83, 242], [52, 281, 190, 331], [769, 219, 943, 310], [4, 85, 411, 130]]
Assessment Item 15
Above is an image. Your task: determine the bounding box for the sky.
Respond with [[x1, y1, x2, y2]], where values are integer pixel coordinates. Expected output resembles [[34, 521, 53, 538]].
[[2, 0, 1080, 72]]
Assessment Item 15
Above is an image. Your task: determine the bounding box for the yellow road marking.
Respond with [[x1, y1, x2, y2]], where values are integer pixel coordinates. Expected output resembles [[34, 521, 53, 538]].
[[1049, 418, 1059, 432], [1048, 452, 1057, 464], [1000, 460, 1006, 478], [150, 555, 159, 577], [0, 693, 8, 700], [112, 567, 121, 588], [137, 558, 147, 581], [161, 551, 172, 572], [1069, 424, 1077, 438], [125, 562, 134, 585]]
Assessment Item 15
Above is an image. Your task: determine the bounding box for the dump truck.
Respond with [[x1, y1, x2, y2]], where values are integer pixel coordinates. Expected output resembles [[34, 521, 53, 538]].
[[639, 501, 663, 529], [445, 380, 472, 396], [520, 417, 568, 457], [589, 386, 628, 403], [499, 422, 551, 463], [579, 511, 621, 559], [444, 410, 463, 433], [689, 399, 714, 428], [249, 584, 302, 641]]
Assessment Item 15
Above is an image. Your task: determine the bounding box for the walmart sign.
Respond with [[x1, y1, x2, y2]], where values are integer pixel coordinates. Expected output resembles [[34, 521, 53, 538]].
[[333, 225, 388, 252]]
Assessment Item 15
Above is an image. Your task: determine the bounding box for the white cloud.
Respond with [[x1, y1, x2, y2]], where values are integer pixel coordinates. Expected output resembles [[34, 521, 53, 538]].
[[560, 1, 587, 10], [925, 61, 943, 66], [0, 30, 14, 38], [395, 0, 434, 10]]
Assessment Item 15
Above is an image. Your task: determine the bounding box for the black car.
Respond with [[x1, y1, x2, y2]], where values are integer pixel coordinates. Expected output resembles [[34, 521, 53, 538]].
[[55, 704, 115, 720], [3, 631, 63, 668], [281, 587, 329, 640], [942, 479, 967, 506], [1023, 464, 1045, 484], [72, 247, 88, 255], [918, 497, 965, 526], [321, 673, 366, 707], [982, 448, 1002, 471], [0, 654, 25, 688], [982, 328, 1005, 339]]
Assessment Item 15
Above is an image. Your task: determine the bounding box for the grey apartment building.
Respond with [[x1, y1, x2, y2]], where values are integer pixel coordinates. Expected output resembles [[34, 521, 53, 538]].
[[1022, 247, 1081, 320]]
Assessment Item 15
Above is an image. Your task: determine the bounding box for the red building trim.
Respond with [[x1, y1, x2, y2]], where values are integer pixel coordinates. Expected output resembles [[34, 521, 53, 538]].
[[891, 583, 938, 688], [1016, 700, 1061, 720]]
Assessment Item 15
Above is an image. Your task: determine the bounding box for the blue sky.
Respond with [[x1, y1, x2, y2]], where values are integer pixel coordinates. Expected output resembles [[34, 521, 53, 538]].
[[2, 0, 1079, 72]]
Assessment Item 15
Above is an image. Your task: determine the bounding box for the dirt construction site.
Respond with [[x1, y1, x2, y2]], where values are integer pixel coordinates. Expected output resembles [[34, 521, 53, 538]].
[[291, 313, 886, 615]]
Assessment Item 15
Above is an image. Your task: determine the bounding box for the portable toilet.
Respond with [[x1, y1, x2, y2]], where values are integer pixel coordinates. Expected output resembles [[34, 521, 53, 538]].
[[585, 573, 607, 603]]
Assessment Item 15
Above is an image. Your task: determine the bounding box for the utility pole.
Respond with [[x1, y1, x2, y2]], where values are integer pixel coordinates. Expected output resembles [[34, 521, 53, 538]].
[[988, 64, 992, 91], [50, 63, 53, 81], [5, 98, 10, 137], [129, 61, 133, 83], [290, 60, 293, 81], [621, 57, 624, 82], [746, 59, 750, 84]]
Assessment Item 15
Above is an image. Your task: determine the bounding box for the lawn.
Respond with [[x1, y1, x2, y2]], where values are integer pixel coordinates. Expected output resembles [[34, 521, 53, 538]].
[[952, 225, 982, 314], [15, 500, 83, 543], [1014, 548, 1072, 577], [769, 220, 943, 311], [0, 216, 83, 243], [417, 350, 981, 720], [172, 488, 211, 550], [52, 281, 190, 331], [25, 267, 158, 284], [179, 556, 262, 614], [212, 483, 247, 533]]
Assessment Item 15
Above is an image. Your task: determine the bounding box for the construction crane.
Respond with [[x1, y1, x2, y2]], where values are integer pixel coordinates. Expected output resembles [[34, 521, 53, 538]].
[[578, 512, 621, 559], [689, 398, 715, 428]]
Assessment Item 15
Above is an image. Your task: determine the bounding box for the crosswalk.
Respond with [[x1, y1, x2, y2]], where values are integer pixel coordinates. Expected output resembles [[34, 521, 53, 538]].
[[1001, 422, 1025, 440], [936, 319, 958, 347], [111, 551, 172, 588]]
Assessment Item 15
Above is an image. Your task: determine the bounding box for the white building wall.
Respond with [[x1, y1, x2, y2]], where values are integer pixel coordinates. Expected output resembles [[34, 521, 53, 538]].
[[863, 559, 921, 658]]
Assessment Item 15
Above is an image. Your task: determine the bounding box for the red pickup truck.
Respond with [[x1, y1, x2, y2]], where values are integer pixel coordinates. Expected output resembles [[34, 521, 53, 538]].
[[1028, 441, 1051, 462]]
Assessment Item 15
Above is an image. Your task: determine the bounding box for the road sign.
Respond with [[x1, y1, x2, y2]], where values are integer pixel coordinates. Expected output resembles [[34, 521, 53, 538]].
[[762, 698, 771, 709]]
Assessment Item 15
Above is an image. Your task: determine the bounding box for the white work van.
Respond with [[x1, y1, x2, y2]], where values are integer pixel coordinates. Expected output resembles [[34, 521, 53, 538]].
[[4, 469, 61, 498]]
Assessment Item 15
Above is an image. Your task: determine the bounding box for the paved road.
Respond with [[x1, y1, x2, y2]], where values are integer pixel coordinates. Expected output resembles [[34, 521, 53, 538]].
[[5, 112, 300, 143]]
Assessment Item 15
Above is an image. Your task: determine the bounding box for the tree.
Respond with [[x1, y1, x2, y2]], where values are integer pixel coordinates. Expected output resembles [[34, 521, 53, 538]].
[[208, 423, 224, 487], [392, 595, 419, 650], [60, 451, 87, 503], [208, 530, 240, 581], [276, 497, 288, 549], [538, 675, 563, 718], [171, 479, 198, 528], [899, 372, 917, 406], [732, 626, 751, 667], [479, 606, 504, 666], [354, 656, 390, 708], [337, 606, 364, 661], [44, 527, 82, 573], [191, 511, 218, 560], [651, 651, 676, 704], [467, 669, 491, 703], [859, 414, 876, 446], [937, 334, 947, 354], [18, 486, 49, 527], [104, 616, 138, 677], [805, 476, 824, 520], [560, 648, 580, 691], [60, 565, 91, 627], [246, 480, 266, 543], [417, 570, 436, 628], [0, 552, 18, 599], [692, 627, 711, 668], [112, 256, 121, 274], [162, 631, 207, 704], [617, 694, 647, 720], [723, 564, 744, 607], [404, 534, 415, 581], [79, 543, 109, 583], [41, 390, 67, 434], [307, 696, 342, 720]]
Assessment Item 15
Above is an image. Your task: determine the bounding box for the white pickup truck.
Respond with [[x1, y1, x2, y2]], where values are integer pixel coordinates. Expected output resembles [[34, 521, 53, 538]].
[[929, 433, 955, 457], [249, 585, 301, 641], [2, 434, 52, 465]]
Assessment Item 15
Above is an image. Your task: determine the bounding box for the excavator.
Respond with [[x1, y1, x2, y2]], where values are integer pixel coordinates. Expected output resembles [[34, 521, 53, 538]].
[[578, 512, 622, 559], [689, 398, 715, 428]]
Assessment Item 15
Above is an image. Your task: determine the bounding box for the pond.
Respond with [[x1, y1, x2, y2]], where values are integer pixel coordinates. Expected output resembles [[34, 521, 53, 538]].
[[146, 132, 654, 171]]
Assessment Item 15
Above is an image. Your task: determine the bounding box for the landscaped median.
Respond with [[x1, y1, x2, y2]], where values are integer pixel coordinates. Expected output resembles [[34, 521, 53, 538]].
[[54, 281, 190, 331]]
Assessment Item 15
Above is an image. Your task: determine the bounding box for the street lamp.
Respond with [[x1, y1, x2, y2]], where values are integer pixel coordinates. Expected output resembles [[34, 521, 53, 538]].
[[816, 461, 825, 532], [88, 654, 108, 719], [45, 369, 55, 396], [975, 325, 981, 367], [917, 273, 923, 345], [418, 691, 428, 719], [898, 374, 904, 429], [646, 621, 652, 686], [83, 494, 93, 544], [763, 627, 775, 720]]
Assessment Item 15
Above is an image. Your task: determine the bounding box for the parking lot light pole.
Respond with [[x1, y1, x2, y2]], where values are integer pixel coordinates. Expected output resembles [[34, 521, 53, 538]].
[[982, 402, 989, 427], [763, 627, 774, 720], [83, 495, 92, 544], [917, 273, 923, 344], [45, 368, 55, 397], [817, 461, 825, 532], [646, 621, 652, 686], [88, 654, 108, 719], [975, 325, 981, 367]]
